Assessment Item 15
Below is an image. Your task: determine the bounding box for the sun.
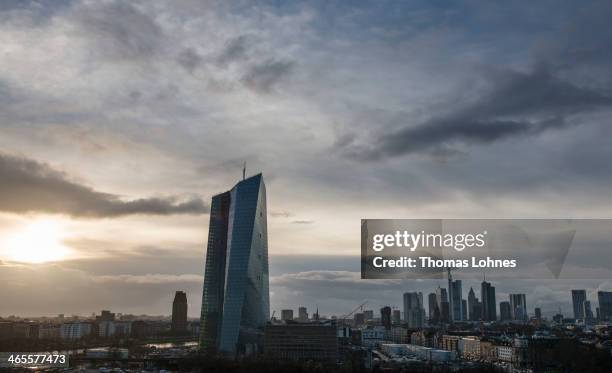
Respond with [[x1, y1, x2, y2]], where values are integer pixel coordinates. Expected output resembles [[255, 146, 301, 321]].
[[4, 219, 71, 263]]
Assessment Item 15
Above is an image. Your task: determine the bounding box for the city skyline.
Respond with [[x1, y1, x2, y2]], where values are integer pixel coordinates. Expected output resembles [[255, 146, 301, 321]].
[[4, 283, 610, 324], [1, 0, 612, 320]]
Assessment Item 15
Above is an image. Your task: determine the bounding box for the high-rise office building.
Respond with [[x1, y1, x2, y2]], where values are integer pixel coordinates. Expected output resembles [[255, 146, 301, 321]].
[[481, 281, 497, 321], [435, 286, 449, 322], [403, 292, 425, 328], [199, 174, 269, 355], [428, 292, 439, 323], [363, 310, 374, 320], [583, 301, 594, 323], [571, 290, 587, 320], [392, 309, 401, 325], [380, 307, 391, 330], [509, 294, 527, 321], [467, 287, 475, 319], [446, 269, 463, 322], [473, 302, 482, 322], [467, 287, 478, 321], [354, 313, 365, 326], [499, 301, 511, 321], [172, 291, 188, 333], [534, 307, 542, 320], [298, 307, 308, 321], [440, 301, 450, 323], [449, 277, 463, 321], [280, 310, 293, 321], [597, 291, 612, 321]]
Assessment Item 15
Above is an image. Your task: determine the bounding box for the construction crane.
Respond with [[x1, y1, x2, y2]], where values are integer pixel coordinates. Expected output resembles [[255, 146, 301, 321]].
[[340, 301, 368, 320]]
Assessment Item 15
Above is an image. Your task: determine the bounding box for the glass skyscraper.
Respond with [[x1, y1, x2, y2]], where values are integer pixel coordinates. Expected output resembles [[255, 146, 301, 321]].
[[481, 280, 497, 321], [598, 291, 612, 321], [199, 174, 269, 356], [571, 289, 587, 320]]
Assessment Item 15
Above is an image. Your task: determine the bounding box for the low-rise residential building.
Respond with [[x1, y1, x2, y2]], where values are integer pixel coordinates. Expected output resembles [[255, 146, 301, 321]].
[[381, 343, 456, 362], [39, 324, 60, 340], [496, 344, 514, 363], [98, 320, 131, 338], [458, 336, 481, 360], [410, 329, 437, 347], [386, 326, 408, 343], [360, 327, 387, 347], [479, 339, 496, 361], [60, 322, 93, 340], [439, 334, 461, 352]]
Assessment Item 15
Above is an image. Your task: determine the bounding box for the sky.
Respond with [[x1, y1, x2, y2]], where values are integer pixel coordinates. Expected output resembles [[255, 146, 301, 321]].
[[1, 0, 612, 319]]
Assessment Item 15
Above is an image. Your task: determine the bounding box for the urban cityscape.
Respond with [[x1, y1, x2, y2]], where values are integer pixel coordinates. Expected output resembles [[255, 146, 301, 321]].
[[2, 0, 612, 372], [1, 174, 611, 372]]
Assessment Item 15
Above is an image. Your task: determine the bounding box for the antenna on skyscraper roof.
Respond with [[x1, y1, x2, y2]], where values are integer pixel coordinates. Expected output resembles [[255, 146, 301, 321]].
[[242, 161, 246, 180]]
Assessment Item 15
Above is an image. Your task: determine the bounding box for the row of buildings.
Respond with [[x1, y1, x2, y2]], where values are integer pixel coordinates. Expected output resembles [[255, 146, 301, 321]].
[[259, 313, 612, 370], [260, 312, 611, 369], [0, 300, 196, 342], [0, 318, 199, 341]]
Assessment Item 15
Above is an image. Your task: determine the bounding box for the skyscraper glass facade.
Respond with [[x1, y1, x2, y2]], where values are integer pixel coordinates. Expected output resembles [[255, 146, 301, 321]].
[[199, 174, 269, 356], [571, 289, 587, 320], [481, 281, 497, 321]]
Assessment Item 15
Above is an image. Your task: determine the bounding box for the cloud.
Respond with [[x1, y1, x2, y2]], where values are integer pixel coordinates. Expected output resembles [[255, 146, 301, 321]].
[[343, 68, 612, 161], [242, 59, 295, 92], [69, 0, 163, 61], [0, 153, 208, 217], [93, 273, 203, 285], [270, 211, 294, 218], [176, 47, 203, 73], [216, 35, 250, 65]]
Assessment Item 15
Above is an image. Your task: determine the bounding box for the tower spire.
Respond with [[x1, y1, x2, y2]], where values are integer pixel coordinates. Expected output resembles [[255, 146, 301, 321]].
[[242, 161, 246, 180]]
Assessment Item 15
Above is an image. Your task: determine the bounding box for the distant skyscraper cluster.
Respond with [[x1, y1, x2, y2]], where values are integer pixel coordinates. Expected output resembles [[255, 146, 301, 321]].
[[420, 273, 538, 324], [419, 282, 612, 325], [571, 289, 612, 323], [199, 174, 269, 356]]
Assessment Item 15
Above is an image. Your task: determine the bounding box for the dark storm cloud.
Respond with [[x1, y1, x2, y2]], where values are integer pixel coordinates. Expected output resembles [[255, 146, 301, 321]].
[[70, 1, 163, 61], [0, 153, 208, 217], [345, 68, 612, 161], [536, 1, 612, 72], [242, 59, 295, 93]]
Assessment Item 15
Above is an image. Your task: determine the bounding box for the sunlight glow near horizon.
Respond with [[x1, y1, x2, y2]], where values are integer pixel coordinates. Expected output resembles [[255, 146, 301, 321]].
[[2, 218, 72, 263]]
